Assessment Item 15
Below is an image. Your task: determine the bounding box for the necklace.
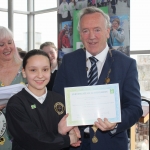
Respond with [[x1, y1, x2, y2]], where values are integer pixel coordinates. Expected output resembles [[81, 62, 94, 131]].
[[105, 49, 114, 84]]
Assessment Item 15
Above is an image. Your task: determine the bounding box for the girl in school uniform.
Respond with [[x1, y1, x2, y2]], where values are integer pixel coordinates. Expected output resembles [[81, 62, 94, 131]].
[[6, 49, 81, 150]]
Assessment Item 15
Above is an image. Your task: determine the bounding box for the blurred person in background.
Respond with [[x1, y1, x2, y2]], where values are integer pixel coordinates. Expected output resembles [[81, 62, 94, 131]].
[[109, 18, 125, 49], [40, 42, 59, 91], [17, 47, 27, 59], [59, 0, 69, 19], [111, 0, 118, 15], [69, 0, 76, 19], [58, 24, 68, 49], [62, 30, 71, 48], [0, 26, 26, 150]]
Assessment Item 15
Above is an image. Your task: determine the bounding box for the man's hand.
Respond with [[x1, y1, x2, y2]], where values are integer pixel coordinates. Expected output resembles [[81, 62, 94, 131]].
[[94, 118, 117, 131], [73, 126, 81, 139], [69, 128, 81, 147]]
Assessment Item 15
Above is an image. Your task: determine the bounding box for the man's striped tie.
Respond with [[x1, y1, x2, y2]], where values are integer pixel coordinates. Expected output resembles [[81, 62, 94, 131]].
[[88, 56, 99, 85]]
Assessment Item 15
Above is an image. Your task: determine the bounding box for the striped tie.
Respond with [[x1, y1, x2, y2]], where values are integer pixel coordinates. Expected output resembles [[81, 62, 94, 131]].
[[88, 56, 99, 85]]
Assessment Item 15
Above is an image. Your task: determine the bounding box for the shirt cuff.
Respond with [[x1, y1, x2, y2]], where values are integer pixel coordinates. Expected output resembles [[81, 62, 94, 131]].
[[110, 124, 118, 134]]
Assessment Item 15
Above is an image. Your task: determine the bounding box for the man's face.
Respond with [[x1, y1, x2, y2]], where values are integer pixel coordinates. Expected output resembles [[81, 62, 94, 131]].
[[79, 12, 110, 56]]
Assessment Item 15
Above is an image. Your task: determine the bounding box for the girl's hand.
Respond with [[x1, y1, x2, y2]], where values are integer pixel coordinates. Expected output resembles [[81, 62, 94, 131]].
[[58, 113, 73, 135]]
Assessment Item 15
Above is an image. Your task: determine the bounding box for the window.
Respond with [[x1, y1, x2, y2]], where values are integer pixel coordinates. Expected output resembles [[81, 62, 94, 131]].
[[34, 0, 57, 11], [130, 54, 150, 97], [14, 13, 27, 51], [34, 11, 57, 49], [0, 12, 8, 27], [14, 0, 27, 11], [130, 1, 150, 51], [0, 0, 7, 9]]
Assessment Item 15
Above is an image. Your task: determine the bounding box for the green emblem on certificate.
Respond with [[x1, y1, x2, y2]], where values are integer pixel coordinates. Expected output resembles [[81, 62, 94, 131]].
[[110, 89, 114, 94]]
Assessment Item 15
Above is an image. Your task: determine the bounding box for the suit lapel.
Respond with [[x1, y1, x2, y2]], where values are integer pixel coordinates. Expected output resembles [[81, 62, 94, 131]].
[[98, 50, 113, 85], [77, 49, 88, 86], [76, 49, 114, 86]]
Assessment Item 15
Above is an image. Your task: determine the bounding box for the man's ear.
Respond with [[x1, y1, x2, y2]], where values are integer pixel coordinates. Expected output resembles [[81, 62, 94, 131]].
[[22, 69, 26, 78], [107, 28, 110, 39]]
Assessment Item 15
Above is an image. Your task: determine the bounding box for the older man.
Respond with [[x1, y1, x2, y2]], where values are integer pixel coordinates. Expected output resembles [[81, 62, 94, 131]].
[[53, 7, 142, 150]]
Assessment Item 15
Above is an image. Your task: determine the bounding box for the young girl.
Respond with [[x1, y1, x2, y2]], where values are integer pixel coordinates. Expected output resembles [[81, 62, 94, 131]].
[[6, 50, 80, 150]]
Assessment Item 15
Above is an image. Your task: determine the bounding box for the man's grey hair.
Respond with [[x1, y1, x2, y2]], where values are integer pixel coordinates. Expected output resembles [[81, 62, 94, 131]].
[[77, 7, 111, 31]]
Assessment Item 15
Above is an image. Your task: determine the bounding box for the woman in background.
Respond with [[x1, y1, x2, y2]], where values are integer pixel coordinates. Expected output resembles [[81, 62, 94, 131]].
[[40, 42, 58, 91], [0, 26, 26, 149]]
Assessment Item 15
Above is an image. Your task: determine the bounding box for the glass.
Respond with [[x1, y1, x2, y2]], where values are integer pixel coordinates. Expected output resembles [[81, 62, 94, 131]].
[[0, 0, 8, 9], [34, 11, 57, 49], [135, 122, 149, 149], [0, 12, 8, 27], [34, 0, 57, 11], [14, 13, 27, 51], [130, 1, 150, 51], [130, 54, 150, 94], [14, 0, 27, 11]]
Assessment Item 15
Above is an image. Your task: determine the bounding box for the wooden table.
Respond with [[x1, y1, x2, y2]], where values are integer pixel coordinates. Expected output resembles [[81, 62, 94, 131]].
[[130, 106, 149, 150]]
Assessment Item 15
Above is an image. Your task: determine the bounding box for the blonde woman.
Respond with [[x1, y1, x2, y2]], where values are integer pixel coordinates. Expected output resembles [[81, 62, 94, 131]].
[[0, 26, 26, 150]]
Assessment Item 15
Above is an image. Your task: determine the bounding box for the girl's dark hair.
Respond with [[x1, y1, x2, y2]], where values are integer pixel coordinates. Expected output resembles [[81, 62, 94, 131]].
[[23, 49, 50, 69]]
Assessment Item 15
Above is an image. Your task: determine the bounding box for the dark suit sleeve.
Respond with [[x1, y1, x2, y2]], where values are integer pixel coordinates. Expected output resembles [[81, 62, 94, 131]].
[[114, 59, 143, 134], [53, 56, 67, 96]]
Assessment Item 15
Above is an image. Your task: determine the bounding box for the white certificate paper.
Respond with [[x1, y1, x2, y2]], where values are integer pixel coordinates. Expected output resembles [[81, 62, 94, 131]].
[[65, 83, 121, 126], [0, 83, 26, 105]]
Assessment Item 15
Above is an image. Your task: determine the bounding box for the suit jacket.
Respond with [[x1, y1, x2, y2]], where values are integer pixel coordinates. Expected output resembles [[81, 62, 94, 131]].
[[53, 48, 143, 150]]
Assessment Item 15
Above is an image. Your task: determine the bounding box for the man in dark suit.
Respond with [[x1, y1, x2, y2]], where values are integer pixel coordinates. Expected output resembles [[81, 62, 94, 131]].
[[53, 7, 143, 150]]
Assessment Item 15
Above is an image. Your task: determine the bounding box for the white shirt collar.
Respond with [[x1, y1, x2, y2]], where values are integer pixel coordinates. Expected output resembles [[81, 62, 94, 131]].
[[25, 85, 47, 104], [86, 44, 109, 63]]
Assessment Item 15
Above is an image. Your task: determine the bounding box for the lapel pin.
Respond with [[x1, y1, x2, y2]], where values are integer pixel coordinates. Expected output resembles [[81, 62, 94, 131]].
[[31, 104, 36, 109]]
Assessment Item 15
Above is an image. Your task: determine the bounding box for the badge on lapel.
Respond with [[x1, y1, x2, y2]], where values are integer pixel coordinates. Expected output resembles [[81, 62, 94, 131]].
[[54, 102, 65, 115]]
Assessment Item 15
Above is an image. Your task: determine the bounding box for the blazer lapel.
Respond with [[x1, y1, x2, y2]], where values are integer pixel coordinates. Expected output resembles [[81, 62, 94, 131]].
[[77, 49, 88, 86], [98, 50, 113, 85]]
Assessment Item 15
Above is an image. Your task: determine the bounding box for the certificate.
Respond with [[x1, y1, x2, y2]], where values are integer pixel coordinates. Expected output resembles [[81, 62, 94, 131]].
[[65, 83, 121, 126], [0, 83, 25, 105]]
